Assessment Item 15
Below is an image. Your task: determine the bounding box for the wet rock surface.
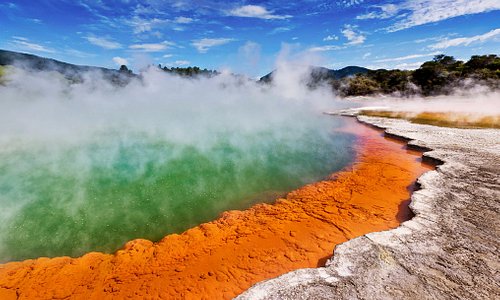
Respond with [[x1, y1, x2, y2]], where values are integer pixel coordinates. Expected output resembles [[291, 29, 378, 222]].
[[237, 115, 500, 300]]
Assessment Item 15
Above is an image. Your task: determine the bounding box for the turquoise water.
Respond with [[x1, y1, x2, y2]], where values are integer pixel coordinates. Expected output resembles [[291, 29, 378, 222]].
[[0, 117, 355, 262]]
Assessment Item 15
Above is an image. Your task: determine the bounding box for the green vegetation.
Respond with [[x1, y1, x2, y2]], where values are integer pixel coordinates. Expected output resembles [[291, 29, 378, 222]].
[[359, 110, 500, 129], [2, 49, 498, 96], [334, 75, 381, 96], [159, 64, 219, 77], [0, 65, 8, 85], [336, 54, 500, 97], [119, 64, 133, 74], [259, 54, 499, 97]]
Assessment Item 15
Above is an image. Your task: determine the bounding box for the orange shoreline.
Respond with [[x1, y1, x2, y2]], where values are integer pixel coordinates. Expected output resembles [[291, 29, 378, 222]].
[[0, 118, 433, 300]]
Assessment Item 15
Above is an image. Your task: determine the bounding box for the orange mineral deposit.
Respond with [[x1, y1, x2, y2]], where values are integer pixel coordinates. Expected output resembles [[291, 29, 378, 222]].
[[0, 118, 433, 299]]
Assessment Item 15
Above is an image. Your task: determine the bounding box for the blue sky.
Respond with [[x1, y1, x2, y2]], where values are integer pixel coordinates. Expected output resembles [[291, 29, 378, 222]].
[[1, 0, 499, 76]]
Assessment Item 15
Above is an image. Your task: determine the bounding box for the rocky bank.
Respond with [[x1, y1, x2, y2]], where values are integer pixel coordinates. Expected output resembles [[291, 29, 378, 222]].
[[237, 114, 500, 299]]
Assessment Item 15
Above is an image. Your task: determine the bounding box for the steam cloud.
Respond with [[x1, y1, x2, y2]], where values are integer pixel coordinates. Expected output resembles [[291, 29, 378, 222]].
[[0, 65, 340, 143], [351, 83, 500, 116], [0, 62, 353, 262]]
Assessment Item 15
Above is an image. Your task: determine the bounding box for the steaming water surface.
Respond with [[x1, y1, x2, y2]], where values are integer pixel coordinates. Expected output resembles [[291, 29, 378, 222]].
[[0, 68, 355, 262]]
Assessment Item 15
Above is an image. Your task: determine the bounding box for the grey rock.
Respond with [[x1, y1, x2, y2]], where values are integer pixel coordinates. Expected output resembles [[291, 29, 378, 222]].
[[237, 115, 500, 300]]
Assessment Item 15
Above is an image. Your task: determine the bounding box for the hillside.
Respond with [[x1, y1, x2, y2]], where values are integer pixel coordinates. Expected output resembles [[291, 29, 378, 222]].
[[259, 66, 369, 83], [2, 50, 498, 97], [335, 54, 500, 97], [0, 49, 135, 85], [259, 54, 499, 97]]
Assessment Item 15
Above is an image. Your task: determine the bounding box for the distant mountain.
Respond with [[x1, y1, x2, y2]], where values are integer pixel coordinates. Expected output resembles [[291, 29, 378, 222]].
[[259, 66, 370, 83], [0, 49, 135, 85]]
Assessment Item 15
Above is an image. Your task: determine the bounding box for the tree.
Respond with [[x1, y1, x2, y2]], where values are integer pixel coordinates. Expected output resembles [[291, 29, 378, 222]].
[[160, 65, 218, 77], [463, 54, 500, 81], [412, 62, 447, 95], [119, 65, 131, 74], [0, 65, 5, 84], [433, 54, 456, 66], [464, 54, 499, 70], [342, 75, 380, 96]]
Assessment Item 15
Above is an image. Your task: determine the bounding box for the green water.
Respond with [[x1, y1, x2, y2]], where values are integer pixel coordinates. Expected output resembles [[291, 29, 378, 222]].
[[0, 120, 355, 262]]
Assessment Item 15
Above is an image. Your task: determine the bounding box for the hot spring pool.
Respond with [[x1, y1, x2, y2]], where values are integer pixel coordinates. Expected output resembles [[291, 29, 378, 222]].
[[0, 118, 355, 262]]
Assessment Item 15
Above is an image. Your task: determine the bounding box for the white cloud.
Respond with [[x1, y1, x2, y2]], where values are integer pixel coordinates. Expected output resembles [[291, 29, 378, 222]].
[[163, 54, 173, 58], [395, 61, 425, 70], [429, 28, 500, 49], [356, 4, 398, 20], [358, 0, 500, 32], [112, 56, 128, 66], [12, 36, 28, 41], [1, 2, 17, 9], [227, 5, 291, 20], [338, 0, 365, 7], [375, 51, 442, 63], [129, 41, 175, 52], [133, 4, 157, 15], [366, 60, 425, 70], [174, 16, 194, 24], [127, 17, 167, 34], [238, 41, 261, 67], [12, 37, 55, 53], [393, 0, 500, 32], [191, 38, 235, 53], [414, 36, 448, 44], [174, 60, 190, 66], [363, 52, 371, 59], [323, 35, 339, 41], [66, 49, 94, 58], [151, 31, 163, 38], [341, 25, 366, 45], [85, 36, 122, 49], [269, 26, 292, 35], [308, 45, 345, 52]]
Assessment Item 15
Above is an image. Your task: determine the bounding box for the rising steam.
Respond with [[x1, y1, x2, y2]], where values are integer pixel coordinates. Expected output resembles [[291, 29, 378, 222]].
[[0, 62, 354, 262]]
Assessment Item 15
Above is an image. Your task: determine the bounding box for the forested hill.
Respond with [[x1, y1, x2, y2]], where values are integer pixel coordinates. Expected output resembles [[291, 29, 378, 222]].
[[0, 49, 135, 85], [335, 54, 500, 97], [1, 50, 498, 97], [259, 66, 369, 83], [259, 54, 499, 97], [0, 49, 219, 82]]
